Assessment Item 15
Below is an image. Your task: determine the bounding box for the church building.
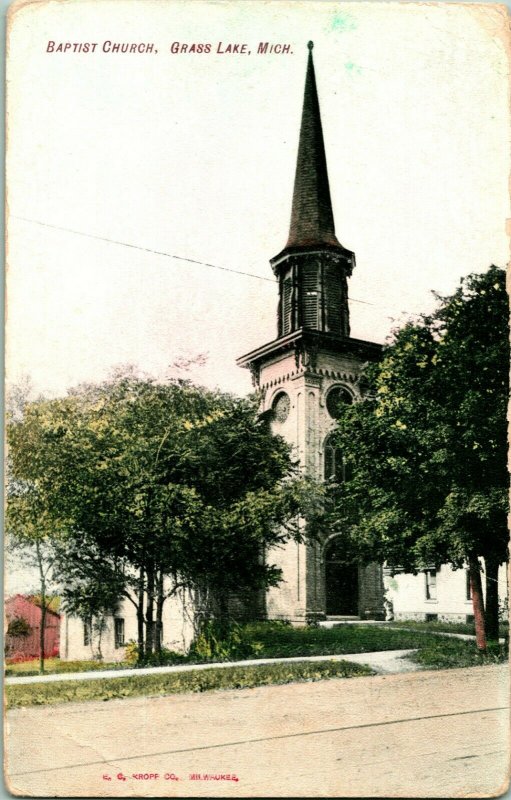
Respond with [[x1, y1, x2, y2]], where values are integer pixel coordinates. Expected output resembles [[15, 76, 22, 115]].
[[237, 42, 384, 624], [61, 42, 507, 662]]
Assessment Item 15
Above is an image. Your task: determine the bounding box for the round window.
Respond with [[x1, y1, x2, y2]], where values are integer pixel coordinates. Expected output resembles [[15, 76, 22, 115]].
[[326, 386, 353, 418], [272, 392, 291, 423]]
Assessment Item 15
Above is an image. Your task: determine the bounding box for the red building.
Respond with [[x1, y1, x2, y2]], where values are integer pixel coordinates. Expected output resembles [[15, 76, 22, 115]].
[[5, 595, 60, 662]]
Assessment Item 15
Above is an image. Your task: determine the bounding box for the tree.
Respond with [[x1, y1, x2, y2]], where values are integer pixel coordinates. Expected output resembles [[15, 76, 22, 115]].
[[320, 267, 508, 649], [165, 400, 317, 634], [6, 380, 62, 674], [7, 374, 219, 660], [7, 373, 316, 661], [6, 491, 60, 673]]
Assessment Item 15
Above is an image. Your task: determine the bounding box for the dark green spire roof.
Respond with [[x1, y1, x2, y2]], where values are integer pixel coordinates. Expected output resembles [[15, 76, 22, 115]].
[[285, 42, 342, 250]]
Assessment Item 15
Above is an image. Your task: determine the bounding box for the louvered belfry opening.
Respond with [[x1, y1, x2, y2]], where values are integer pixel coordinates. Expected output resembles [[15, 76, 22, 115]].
[[272, 42, 354, 340], [277, 256, 351, 338]]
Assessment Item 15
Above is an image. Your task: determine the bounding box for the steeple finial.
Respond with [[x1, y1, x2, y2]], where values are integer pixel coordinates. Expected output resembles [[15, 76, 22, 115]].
[[285, 42, 341, 250]]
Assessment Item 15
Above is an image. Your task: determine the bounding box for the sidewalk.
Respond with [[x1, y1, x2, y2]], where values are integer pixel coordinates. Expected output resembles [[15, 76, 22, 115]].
[[382, 626, 506, 643], [4, 648, 420, 685], [321, 619, 507, 643]]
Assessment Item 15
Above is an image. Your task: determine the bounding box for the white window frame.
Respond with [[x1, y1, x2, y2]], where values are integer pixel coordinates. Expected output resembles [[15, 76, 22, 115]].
[[425, 569, 437, 602], [114, 617, 125, 648], [83, 619, 91, 646], [465, 569, 472, 602]]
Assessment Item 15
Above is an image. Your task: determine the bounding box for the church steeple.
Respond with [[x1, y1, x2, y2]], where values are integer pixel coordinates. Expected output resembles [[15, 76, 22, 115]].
[[286, 41, 341, 251], [271, 42, 354, 339], [236, 42, 383, 627]]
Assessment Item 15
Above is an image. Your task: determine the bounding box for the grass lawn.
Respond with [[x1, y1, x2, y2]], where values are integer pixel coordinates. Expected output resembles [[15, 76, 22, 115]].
[[237, 621, 451, 658], [239, 622, 507, 669], [410, 637, 506, 669], [5, 658, 124, 677], [5, 659, 372, 708], [4, 625, 451, 677], [387, 619, 509, 638], [388, 620, 476, 635], [6, 623, 506, 707]]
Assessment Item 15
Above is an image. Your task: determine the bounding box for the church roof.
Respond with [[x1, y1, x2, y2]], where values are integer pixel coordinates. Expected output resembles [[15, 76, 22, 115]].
[[236, 328, 382, 370], [284, 42, 343, 253]]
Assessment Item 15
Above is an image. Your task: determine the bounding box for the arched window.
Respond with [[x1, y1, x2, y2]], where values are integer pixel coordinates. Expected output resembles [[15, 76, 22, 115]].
[[326, 386, 353, 419], [324, 434, 349, 483]]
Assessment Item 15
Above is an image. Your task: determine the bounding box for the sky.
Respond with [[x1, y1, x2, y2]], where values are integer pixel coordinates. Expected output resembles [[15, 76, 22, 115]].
[[6, 0, 510, 405]]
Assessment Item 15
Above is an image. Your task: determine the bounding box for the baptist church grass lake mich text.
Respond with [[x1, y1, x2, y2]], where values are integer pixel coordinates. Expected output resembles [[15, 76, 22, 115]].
[[45, 40, 293, 55]]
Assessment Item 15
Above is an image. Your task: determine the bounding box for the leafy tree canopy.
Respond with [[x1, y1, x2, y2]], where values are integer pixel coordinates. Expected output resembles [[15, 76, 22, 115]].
[[321, 266, 508, 575], [7, 372, 319, 653]]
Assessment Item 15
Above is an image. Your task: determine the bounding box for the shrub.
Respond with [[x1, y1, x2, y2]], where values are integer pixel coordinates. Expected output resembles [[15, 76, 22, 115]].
[[140, 648, 189, 667], [189, 621, 263, 662], [124, 640, 188, 667], [123, 640, 139, 665], [7, 617, 31, 638]]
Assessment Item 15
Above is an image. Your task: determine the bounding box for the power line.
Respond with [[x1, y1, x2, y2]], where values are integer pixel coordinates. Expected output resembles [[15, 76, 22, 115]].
[[13, 216, 276, 284], [13, 215, 408, 312]]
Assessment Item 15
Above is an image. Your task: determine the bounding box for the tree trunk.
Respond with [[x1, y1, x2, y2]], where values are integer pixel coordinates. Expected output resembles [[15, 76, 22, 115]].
[[39, 591, 47, 675], [469, 556, 487, 652], [145, 563, 155, 656], [155, 570, 164, 657], [484, 554, 500, 642], [192, 583, 209, 639], [137, 566, 145, 662], [36, 540, 46, 674], [95, 614, 104, 661], [217, 592, 230, 638]]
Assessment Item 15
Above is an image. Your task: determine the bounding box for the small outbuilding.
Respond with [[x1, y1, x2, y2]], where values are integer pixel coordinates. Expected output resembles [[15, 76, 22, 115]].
[[5, 594, 61, 662]]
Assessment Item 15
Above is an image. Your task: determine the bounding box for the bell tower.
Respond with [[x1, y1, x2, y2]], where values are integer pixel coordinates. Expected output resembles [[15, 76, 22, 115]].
[[273, 41, 353, 340], [237, 43, 384, 623]]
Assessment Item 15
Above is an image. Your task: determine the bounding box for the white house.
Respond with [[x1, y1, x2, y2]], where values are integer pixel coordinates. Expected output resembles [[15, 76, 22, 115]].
[[62, 588, 196, 662], [384, 564, 508, 624]]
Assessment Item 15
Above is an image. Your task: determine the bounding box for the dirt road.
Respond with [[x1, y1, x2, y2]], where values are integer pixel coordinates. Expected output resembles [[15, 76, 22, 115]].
[[6, 664, 508, 797]]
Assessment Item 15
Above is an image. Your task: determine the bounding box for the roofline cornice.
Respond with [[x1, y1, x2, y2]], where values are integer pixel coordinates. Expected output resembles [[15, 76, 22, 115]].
[[237, 329, 382, 369]]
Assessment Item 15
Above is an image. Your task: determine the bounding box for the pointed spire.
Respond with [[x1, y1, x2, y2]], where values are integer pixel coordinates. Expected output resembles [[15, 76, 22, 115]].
[[285, 42, 341, 250]]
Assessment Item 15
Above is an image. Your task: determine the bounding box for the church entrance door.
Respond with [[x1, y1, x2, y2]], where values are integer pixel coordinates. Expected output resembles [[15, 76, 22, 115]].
[[324, 539, 359, 616]]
